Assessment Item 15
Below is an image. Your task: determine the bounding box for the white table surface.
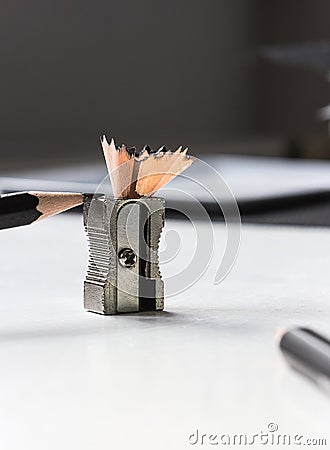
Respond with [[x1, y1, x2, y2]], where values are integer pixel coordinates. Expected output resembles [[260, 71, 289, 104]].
[[0, 214, 329, 449]]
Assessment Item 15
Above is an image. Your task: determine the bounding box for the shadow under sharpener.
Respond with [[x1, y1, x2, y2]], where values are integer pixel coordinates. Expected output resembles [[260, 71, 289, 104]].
[[83, 194, 165, 315]]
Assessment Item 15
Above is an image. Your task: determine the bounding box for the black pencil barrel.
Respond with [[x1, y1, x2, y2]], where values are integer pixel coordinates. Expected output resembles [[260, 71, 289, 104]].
[[0, 192, 42, 230]]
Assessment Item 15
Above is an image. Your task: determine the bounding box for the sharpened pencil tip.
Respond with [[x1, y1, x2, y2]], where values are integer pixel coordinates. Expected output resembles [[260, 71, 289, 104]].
[[31, 192, 84, 221]]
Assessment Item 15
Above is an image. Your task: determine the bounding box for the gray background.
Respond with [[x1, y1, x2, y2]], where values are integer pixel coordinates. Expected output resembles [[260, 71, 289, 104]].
[[1, 0, 330, 167]]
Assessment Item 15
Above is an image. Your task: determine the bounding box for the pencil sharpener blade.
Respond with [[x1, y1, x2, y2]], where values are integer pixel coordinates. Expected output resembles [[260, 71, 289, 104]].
[[83, 195, 165, 315]]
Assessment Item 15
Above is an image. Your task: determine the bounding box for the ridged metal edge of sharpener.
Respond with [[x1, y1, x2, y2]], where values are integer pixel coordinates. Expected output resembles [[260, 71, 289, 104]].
[[83, 194, 118, 315], [143, 197, 165, 311]]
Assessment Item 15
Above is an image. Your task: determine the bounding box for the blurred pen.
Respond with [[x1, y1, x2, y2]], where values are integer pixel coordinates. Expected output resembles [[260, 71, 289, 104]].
[[277, 327, 330, 393]]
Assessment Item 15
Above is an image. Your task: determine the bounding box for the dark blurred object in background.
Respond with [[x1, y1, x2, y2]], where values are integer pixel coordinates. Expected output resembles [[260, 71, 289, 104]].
[[261, 41, 330, 72], [261, 40, 330, 158], [1, 0, 330, 170]]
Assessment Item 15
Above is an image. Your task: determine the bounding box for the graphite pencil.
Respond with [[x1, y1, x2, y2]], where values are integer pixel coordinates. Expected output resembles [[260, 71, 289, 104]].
[[0, 191, 83, 230]]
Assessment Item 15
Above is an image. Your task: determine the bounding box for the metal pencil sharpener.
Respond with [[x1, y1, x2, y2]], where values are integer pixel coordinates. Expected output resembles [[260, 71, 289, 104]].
[[83, 194, 165, 314]]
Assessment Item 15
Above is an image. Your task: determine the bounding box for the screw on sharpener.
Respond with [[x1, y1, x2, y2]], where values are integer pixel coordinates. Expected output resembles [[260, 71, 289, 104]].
[[118, 248, 137, 268], [83, 194, 165, 315]]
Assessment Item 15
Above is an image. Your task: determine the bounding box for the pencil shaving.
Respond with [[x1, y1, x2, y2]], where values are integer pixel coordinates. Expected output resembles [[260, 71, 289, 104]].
[[101, 135, 195, 198], [101, 135, 136, 198], [148, 149, 193, 195]]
